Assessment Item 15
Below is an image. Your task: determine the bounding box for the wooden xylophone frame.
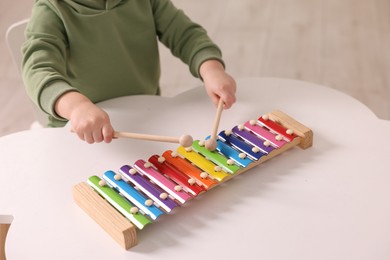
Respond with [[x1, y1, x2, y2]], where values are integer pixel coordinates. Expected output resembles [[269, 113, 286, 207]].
[[72, 110, 313, 250]]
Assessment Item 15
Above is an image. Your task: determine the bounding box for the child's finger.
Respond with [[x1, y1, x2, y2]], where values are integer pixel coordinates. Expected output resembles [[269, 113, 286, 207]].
[[92, 130, 104, 143], [103, 124, 114, 143], [84, 132, 95, 144]]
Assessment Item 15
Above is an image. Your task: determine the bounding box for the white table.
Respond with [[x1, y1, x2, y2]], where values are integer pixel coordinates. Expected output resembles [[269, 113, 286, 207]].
[[1, 78, 390, 260]]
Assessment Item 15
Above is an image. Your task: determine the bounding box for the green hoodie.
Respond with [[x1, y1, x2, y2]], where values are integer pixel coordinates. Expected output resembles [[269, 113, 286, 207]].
[[22, 0, 224, 127]]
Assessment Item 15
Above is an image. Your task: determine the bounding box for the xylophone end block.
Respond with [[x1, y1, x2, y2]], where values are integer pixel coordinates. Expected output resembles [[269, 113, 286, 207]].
[[268, 110, 313, 149], [72, 182, 138, 250]]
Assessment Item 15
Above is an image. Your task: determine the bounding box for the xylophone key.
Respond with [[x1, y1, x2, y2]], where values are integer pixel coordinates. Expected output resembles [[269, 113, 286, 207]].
[[87, 175, 151, 229], [258, 115, 298, 142], [177, 146, 230, 182], [218, 130, 265, 161], [205, 136, 253, 167], [244, 120, 287, 148], [191, 140, 241, 174], [232, 126, 275, 154], [162, 150, 218, 190], [134, 160, 192, 204], [148, 155, 206, 196], [102, 170, 164, 220], [119, 165, 178, 213]]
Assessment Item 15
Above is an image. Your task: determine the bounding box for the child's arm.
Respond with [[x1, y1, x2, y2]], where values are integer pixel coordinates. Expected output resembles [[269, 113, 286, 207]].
[[152, 0, 234, 106], [199, 60, 237, 109], [54, 91, 114, 144]]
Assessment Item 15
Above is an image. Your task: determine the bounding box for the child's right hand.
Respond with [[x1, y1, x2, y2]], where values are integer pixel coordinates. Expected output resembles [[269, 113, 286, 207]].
[[199, 60, 236, 109], [55, 91, 114, 144], [69, 101, 114, 144]]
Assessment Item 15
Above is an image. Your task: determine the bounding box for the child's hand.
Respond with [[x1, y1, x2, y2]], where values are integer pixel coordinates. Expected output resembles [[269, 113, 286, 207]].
[[200, 60, 236, 109], [55, 91, 114, 144], [69, 102, 114, 144]]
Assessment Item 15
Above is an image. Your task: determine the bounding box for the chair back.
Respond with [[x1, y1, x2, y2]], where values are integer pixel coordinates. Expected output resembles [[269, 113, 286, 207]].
[[6, 19, 48, 127]]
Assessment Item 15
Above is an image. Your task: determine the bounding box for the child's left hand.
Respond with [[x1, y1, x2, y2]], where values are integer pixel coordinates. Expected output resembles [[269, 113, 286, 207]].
[[200, 60, 236, 109]]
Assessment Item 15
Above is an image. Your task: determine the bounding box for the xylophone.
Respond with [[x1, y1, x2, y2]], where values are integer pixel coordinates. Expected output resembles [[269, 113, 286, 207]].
[[73, 110, 313, 249]]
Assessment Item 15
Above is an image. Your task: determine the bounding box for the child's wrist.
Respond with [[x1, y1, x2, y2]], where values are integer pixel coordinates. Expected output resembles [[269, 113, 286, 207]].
[[199, 59, 225, 79], [55, 91, 93, 120]]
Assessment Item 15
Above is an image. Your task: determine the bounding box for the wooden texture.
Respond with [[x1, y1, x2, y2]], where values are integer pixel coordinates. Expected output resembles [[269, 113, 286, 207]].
[[211, 99, 224, 139], [205, 99, 224, 150], [0, 224, 10, 260], [114, 131, 181, 144], [72, 183, 137, 250], [268, 110, 313, 149]]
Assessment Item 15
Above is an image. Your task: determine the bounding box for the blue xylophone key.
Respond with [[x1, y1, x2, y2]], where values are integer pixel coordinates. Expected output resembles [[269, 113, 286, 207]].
[[218, 130, 265, 161], [103, 170, 164, 220], [205, 136, 253, 167]]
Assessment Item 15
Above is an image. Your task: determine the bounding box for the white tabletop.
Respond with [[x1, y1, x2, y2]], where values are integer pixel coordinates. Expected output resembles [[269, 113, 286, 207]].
[[1, 78, 390, 260]]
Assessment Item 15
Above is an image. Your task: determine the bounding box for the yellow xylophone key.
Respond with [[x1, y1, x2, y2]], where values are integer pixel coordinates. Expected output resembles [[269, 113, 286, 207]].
[[177, 146, 230, 182]]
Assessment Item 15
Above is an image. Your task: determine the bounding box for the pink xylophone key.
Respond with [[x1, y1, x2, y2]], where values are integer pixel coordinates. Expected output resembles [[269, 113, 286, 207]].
[[134, 160, 192, 204], [244, 120, 287, 148]]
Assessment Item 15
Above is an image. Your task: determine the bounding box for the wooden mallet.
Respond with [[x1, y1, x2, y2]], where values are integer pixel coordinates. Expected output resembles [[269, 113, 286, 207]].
[[114, 131, 193, 147], [205, 99, 224, 151]]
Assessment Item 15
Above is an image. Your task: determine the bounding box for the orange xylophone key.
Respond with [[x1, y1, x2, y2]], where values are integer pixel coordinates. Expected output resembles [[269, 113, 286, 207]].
[[162, 150, 218, 190]]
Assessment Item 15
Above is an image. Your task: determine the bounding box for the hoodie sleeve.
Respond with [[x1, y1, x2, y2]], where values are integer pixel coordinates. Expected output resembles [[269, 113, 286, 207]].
[[150, 0, 225, 78], [22, 1, 77, 120]]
